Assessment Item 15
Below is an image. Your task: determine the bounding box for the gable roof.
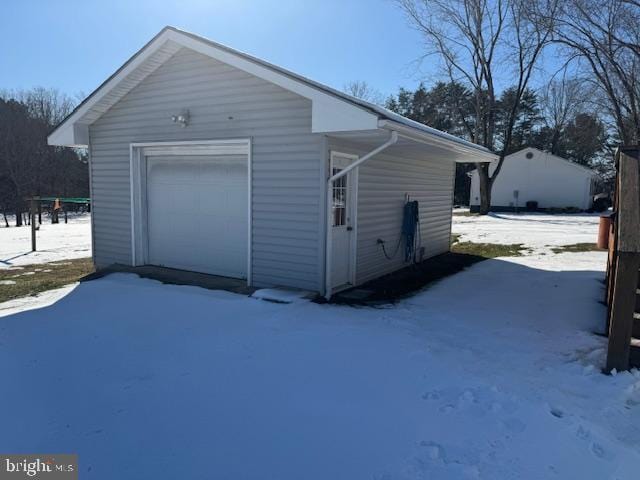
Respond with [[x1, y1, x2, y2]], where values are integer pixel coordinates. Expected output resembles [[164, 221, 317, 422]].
[[509, 147, 598, 177], [469, 147, 598, 177], [48, 26, 495, 161]]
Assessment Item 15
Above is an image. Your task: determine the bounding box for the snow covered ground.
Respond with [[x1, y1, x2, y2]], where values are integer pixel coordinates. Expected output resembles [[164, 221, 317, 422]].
[[0, 284, 78, 318], [1, 246, 638, 478], [1, 211, 636, 478], [0, 213, 91, 268], [452, 211, 602, 254]]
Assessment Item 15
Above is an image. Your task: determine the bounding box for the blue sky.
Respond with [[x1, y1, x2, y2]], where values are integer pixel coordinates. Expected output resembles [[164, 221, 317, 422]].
[[2, 0, 556, 101]]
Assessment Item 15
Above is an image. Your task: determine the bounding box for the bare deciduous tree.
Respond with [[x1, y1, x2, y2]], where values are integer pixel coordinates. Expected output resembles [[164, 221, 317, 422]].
[[343, 80, 386, 105], [550, 0, 640, 144], [4, 87, 75, 126], [395, 0, 557, 213], [538, 74, 588, 154], [0, 88, 88, 226]]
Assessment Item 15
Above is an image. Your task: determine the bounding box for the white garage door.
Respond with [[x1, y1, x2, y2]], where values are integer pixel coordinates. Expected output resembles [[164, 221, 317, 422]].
[[146, 154, 248, 279]]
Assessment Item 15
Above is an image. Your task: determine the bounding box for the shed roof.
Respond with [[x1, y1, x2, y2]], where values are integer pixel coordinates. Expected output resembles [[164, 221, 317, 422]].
[[515, 147, 598, 176], [48, 26, 495, 162], [469, 147, 599, 176]]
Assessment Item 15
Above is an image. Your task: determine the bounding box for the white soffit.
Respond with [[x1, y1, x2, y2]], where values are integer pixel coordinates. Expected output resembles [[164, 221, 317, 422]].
[[48, 37, 183, 147]]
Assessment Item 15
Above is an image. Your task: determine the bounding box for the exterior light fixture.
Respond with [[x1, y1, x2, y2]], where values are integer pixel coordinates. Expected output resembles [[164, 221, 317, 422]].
[[171, 110, 190, 127]]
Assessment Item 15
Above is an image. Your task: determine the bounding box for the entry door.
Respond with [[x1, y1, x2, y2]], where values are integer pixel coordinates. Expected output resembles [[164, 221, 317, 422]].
[[145, 154, 248, 279], [331, 153, 357, 288]]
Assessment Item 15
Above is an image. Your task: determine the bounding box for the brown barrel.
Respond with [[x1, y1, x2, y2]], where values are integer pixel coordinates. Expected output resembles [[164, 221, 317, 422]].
[[597, 214, 612, 249]]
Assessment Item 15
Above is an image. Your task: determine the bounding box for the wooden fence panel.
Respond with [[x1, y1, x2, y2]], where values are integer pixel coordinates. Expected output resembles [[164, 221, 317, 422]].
[[606, 253, 640, 371], [605, 147, 640, 372], [616, 152, 640, 252]]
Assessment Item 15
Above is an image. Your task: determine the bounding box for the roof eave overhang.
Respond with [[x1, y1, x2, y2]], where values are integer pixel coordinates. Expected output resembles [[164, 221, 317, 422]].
[[48, 26, 494, 155], [48, 123, 89, 148], [47, 28, 177, 147], [378, 120, 497, 163], [47, 27, 380, 148], [48, 99, 379, 148]]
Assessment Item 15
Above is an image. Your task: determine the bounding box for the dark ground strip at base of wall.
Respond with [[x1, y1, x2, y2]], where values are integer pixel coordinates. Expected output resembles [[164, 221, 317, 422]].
[[327, 252, 487, 306]]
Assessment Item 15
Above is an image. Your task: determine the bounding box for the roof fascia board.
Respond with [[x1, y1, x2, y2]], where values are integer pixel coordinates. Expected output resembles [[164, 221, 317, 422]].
[[379, 120, 497, 163], [48, 29, 176, 146]]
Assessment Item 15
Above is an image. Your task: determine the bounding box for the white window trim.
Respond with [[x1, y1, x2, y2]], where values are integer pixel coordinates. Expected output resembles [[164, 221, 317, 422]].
[[129, 138, 253, 285], [329, 151, 359, 290]]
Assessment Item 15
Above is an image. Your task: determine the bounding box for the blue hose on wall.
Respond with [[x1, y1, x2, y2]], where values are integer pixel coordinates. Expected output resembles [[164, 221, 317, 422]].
[[379, 200, 421, 263], [402, 201, 420, 262]]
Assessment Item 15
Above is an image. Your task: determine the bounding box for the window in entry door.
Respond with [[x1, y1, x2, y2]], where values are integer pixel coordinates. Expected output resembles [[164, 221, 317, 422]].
[[332, 167, 347, 227]]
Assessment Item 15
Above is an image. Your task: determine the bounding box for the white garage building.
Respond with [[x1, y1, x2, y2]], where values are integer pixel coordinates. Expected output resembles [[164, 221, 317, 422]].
[[49, 27, 495, 297], [469, 147, 598, 212]]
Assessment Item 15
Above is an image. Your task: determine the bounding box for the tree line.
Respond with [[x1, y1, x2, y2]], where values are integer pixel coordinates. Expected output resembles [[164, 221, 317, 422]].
[[0, 88, 88, 226], [4, 0, 638, 220], [385, 80, 609, 204], [347, 0, 639, 213]]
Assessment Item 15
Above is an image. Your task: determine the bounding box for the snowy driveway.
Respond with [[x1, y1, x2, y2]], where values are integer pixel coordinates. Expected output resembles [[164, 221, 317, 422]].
[[1, 251, 638, 479]]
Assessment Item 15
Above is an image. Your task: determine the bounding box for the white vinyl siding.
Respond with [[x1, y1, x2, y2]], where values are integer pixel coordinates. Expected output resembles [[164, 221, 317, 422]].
[[328, 139, 456, 286], [469, 148, 595, 210], [89, 47, 324, 291]]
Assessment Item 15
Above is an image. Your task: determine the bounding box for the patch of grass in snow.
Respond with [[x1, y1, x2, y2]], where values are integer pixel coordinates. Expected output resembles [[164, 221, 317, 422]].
[[450, 234, 527, 258], [0, 258, 94, 304], [550, 243, 601, 254]]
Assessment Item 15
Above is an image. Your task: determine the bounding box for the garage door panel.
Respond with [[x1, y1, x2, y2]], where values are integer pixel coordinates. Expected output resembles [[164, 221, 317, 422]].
[[146, 154, 248, 279], [201, 190, 230, 215], [201, 186, 247, 216], [147, 185, 195, 213], [148, 161, 196, 184]]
